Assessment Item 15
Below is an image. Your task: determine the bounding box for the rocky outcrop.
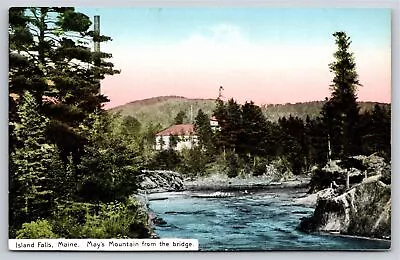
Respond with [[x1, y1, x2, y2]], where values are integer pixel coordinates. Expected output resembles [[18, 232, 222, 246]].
[[294, 187, 335, 207], [299, 177, 391, 239], [299, 154, 391, 240], [139, 170, 184, 193], [131, 194, 159, 238], [308, 153, 390, 193]]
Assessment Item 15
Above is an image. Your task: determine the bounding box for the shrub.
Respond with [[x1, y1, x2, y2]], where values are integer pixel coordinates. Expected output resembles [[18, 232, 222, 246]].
[[226, 151, 240, 178], [51, 198, 151, 239], [252, 157, 270, 176], [16, 219, 58, 239], [50, 201, 94, 238], [150, 149, 182, 170], [81, 198, 151, 238], [179, 147, 208, 177]]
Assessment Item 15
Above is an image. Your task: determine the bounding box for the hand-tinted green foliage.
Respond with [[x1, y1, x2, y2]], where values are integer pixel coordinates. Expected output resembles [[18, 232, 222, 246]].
[[194, 109, 214, 153], [174, 110, 187, 124], [150, 150, 182, 170], [110, 96, 385, 129], [9, 91, 59, 236], [16, 220, 58, 239], [226, 150, 240, 178], [321, 31, 362, 159], [358, 104, 391, 161], [9, 7, 119, 163], [76, 112, 143, 203], [51, 198, 151, 239], [238, 101, 269, 158], [179, 147, 209, 177], [277, 116, 307, 175], [9, 8, 149, 239]]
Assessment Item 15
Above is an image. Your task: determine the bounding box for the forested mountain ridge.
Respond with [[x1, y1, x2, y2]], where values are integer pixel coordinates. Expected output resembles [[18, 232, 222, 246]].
[[108, 95, 390, 128]]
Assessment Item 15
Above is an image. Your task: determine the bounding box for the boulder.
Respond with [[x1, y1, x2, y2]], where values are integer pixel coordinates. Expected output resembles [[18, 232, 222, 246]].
[[139, 170, 184, 193], [295, 187, 335, 207], [298, 176, 391, 239]]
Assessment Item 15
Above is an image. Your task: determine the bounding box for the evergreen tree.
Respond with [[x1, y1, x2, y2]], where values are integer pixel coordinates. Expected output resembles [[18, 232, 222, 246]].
[[358, 104, 391, 159], [174, 110, 186, 125], [239, 101, 269, 159], [321, 31, 362, 159], [214, 98, 243, 152], [194, 109, 214, 152], [9, 7, 119, 162], [9, 91, 58, 235], [9, 8, 151, 239], [76, 112, 143, 203], [304, 116, 327, 167], [278, 115, 307, 174]]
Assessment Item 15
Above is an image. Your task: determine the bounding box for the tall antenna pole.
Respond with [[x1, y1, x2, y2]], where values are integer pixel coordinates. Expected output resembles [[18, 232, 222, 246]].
[[94, 15, 100, 53], [94, 15, 101, 94], [218, 85, 224, 100]]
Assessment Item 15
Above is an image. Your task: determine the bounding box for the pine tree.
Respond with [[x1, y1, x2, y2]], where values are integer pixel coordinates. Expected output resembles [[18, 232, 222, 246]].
[[9, 91, 57, 235], [194, 109, 214, 151], [239, 101, 269, 159], [9, 7, 119, 162], [174, 110, 187, 125], [321, 31, 362, 159], [358, 104, 391, 159], [222, 99, 243, 152]]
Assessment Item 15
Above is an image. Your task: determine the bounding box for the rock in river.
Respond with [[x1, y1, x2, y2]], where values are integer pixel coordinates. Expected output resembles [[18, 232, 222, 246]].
[[298, 175, 391, 239]]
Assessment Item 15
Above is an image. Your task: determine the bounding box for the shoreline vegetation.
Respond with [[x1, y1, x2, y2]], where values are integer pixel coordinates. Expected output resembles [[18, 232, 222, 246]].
[[9, 7, 390, 250], [142, 153, 391, 243]]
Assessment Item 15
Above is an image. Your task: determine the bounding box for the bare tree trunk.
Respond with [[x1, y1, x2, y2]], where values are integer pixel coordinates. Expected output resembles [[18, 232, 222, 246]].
[[328, 134, 332, 162]]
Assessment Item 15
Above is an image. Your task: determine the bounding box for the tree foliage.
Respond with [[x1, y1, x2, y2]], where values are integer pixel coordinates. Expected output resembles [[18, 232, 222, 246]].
[[321, 31, 362, 159], [9, 8, 148, 239], [9, 7, 119, 163], [194, 109, 214, 152], [174, 110, 187, 125]]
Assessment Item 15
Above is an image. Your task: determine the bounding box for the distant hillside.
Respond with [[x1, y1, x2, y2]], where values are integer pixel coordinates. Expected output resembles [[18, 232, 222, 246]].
[[109, 96, 217, 128], [108, 96, 390, 129], [261, 101, 390, 122]]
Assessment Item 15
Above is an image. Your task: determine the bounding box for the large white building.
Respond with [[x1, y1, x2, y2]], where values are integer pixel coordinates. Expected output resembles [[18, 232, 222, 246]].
[[155, 124, 198, 151]]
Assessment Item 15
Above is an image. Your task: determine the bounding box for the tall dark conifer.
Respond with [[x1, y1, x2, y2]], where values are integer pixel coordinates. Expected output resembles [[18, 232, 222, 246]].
[[194, 109, 214, 152], [239, 101, 268, 158], [9, 7, 119, 162], [321, 31, 362, 159]]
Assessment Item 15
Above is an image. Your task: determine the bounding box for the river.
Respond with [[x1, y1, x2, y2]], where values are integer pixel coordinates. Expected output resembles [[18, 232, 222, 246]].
[[148, 189, 390, 251]]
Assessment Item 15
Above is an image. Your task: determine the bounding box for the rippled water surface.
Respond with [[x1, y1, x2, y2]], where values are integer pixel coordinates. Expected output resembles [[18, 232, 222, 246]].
[[148, 190, 390, 251]]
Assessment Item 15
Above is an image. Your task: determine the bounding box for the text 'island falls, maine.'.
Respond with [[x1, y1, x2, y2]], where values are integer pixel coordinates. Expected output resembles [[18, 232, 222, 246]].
[[9, 7, 391, 251]]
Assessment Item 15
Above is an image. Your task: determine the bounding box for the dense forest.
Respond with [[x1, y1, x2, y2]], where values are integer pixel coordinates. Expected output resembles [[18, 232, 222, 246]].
[[109, 95, 388, 129], [9, 8, 390, 239], [9, 7, 151, 239]]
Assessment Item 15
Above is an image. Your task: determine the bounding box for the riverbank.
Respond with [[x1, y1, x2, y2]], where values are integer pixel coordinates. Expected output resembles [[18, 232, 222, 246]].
[[184, 174, 310, 192]]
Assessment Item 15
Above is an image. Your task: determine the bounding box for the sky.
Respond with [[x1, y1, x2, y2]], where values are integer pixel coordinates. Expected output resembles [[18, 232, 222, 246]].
[[77, 8, 391, 109]]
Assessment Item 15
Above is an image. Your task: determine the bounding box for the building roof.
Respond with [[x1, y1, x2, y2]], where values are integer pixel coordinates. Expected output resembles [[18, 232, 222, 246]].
[[156, 124, 196, 136]]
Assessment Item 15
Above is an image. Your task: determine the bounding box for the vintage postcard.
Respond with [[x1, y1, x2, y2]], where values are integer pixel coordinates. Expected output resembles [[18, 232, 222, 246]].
[[9, 7, 391, 251]]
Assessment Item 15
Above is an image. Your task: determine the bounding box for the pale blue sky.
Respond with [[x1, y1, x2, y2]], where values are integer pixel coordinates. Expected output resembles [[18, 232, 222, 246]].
[[75, 7, 391, 108], [78, 8, 390, 47]]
